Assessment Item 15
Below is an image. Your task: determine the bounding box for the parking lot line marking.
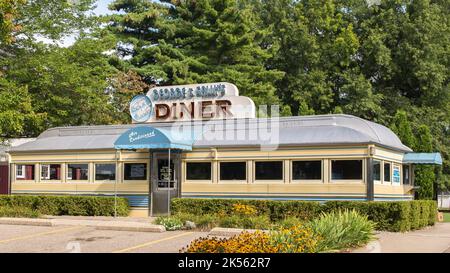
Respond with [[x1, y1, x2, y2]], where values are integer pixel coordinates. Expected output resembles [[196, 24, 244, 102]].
[[113, 232, 194, 253], [0, 226, 84, 244]]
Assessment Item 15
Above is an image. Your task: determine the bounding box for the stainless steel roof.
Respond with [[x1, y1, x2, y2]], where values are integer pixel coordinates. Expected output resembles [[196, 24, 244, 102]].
[[9, 115, 413, 153]]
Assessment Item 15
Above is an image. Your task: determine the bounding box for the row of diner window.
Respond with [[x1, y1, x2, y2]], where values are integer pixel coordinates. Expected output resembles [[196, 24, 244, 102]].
[[187, 160, 408, 184], [15, 163, 147, 181], [15, 159, 409, 184]]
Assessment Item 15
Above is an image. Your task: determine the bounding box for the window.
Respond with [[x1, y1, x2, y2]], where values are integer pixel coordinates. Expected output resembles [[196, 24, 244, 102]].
[[124, 163, 147, 180], [186, 162, 211, 180], [393, 165, 400, 184], [255, 161, 283, 180], [16, 165, 25, 179], [95, 164, 116, 181], [331, 160, 362, 180], [158, 159, 175, 188], [384, 162, 391, 182], [41, 164, 61, 180], [403, 165, 410, 185], [373, 160, 381, 181], [67, 164, 88, 181], [220, 162, 246, 180], [16, 164, 34, 180], [292, 160, 321, 180]]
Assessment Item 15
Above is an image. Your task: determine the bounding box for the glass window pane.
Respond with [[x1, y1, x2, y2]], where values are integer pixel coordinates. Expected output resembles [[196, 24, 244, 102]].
[[41, 164, 61, 180], [331, 160, 362, 180], [67, 164, 88, 180], [373, 160, 381, 181], [255, 161, 283, 180], [124, 163, 147, 180], [186, 162, 211, 180], [292, 161, 321, 180], [16, 164, 34, 180], [403, 165, 410, 185], [95, 164, 116, 181], [384, 163, 391, 182], [220, 162, 246, 180], [393, 165, 400, 183]]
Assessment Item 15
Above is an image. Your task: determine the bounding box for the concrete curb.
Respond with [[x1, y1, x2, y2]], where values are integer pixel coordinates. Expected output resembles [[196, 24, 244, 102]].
[[0, 218, 52, 226], [0, 217, 166, 232]]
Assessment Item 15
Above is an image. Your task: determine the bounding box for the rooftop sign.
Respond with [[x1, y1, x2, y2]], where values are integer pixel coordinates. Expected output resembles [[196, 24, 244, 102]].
[[130, 82, 255, 123]]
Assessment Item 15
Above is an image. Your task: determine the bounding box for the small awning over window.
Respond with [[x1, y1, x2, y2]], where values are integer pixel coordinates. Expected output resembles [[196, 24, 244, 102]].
[[403, 153, 443, 165], [114, 126, 198, 151]]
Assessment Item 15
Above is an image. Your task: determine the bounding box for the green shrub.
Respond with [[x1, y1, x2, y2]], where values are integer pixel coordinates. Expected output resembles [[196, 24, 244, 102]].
[[0, 206, 40, 218], [172, 198, 437, 232], [274, 217, 305, 229], [0, 195, 129, 216], [155, 216, 184, 231], [309, 210, 375, 252]]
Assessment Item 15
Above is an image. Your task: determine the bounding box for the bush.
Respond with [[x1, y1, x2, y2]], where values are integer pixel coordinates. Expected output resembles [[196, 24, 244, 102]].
[[182, 231, 278, 253], [309, 210, 375, 252], [0, 195, 129, 216], [270, 225, 319, 253], [156, 216, 184, 231], [274, 217, 304, 229], [323, 200, 437, 232], [182, 226, 319, 253], [171, 198, 322, 221], [0, 206, 40, 218], [172, 198, 437, 232]]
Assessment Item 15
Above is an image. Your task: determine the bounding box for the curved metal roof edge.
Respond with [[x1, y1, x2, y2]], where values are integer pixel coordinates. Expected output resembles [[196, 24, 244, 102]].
[[19, 114, 412, 152]]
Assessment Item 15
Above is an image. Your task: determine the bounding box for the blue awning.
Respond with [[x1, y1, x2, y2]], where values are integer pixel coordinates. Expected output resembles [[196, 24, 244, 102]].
[[403, 153, 443, 165], [114, 126, 198, 151]]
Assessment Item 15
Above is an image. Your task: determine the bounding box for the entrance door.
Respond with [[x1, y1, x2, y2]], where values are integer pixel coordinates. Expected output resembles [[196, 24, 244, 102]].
[[150, 150, 181, 216], [0, 165, 9, 194]]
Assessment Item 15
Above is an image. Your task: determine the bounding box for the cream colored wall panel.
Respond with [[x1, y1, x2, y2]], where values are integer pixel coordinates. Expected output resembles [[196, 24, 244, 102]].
[[11, 181, 148, 194], [182, 183, 366, 195], [373, 147, 404, 163], [375, 185, 408, 195]]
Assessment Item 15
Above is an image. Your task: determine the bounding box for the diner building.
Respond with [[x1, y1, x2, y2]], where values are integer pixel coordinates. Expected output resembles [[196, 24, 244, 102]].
[[5, 83, 442, 216]]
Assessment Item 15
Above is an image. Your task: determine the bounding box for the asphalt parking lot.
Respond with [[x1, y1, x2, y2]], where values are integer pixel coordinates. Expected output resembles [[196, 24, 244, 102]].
[[0, 224, 209, 253]]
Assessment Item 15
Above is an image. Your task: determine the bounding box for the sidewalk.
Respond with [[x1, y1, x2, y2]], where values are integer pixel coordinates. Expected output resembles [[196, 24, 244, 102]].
[[353, 223, 450, 253], [0, 215, 165, 233]]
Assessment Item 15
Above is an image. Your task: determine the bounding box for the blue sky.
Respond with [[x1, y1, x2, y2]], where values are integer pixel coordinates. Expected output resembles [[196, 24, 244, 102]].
[[93, 0, 114, 15]]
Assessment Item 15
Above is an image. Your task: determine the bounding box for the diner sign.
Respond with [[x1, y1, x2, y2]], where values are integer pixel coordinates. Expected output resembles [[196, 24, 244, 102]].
[[130, 82, 256, 123]]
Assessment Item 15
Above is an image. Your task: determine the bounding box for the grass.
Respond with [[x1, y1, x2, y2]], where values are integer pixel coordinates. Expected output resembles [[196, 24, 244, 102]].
[[443, 212, 450, 223]]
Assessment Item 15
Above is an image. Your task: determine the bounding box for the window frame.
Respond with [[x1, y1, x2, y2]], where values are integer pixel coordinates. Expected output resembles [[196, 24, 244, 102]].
[[330, 158, 364, 183], [123, 161, 149, 182], [94, 162, 117, 183], [184, 161, 212, 183], [373, 159, 382, 184], [392, 164, 401, 185], [16, 164, 25, 179], [218, 161, 247, 183], [254, 160, 284, 183], [66, 163, 89, 182], [14, 164, 35, 182], [291, 159, 323, 183], [383, 162, 392, 184], [40, 163, 62, 182]]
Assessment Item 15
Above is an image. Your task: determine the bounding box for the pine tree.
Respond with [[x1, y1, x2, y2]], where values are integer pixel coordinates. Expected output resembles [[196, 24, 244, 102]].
[[108, 0, 285, 107]]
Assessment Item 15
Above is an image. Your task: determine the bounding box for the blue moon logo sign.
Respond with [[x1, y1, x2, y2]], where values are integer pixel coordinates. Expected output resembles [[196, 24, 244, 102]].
[[130, 95, 153, 122]]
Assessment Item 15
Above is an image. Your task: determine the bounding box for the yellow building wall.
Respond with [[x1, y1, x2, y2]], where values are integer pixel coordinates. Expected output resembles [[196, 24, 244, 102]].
[[9, 145, 413, 200]]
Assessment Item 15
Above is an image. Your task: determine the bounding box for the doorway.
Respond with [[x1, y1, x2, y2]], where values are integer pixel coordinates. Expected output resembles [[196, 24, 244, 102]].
[[149, 150, 181, 216], [0, 165, 8, 194]]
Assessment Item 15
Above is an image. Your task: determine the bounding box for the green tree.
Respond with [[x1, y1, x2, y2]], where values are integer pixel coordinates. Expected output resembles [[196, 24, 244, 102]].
[[3, 39, 120, 133], [414, 125, 435, 200], [107, 0, 285, 107], [0, 0, 24, 44], [390, 110, 416, 149]]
